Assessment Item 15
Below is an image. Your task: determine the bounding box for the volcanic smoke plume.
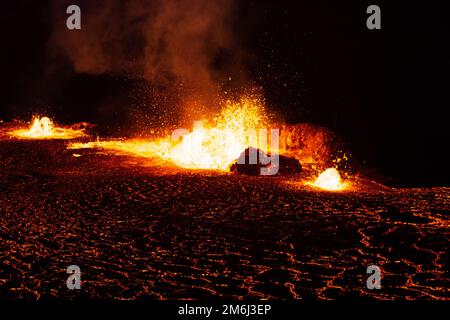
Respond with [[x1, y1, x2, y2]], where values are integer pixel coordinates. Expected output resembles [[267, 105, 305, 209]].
[[50, 0, 243, 120]]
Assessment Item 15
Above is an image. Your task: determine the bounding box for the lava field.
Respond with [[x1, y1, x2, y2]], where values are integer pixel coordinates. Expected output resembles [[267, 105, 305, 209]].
[[0, 139, 449, 300]]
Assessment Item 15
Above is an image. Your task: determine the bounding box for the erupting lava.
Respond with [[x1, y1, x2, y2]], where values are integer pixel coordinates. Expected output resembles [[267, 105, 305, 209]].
[[67, 96, 352, 180], [69, 97, 271, 171], [308, 168, 349, 191], [10, 116, 87, 139]]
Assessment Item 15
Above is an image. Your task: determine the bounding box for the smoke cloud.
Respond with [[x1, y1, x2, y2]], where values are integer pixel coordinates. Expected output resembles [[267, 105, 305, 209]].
[[50, 0, 242, 121]]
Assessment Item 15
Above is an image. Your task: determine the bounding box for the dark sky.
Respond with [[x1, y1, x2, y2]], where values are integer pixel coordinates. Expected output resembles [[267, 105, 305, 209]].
[[0, 0, 449, 186]]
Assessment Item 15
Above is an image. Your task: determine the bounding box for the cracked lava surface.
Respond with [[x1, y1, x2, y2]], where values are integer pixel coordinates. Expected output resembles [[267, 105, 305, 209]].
[[0, 139, 449, 300]]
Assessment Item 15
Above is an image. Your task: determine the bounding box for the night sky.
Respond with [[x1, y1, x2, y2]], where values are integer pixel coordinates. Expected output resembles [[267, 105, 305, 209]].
[[1, 0, 449, 186]]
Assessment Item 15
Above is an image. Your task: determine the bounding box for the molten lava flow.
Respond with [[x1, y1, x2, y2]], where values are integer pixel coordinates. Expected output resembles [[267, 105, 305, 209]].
[[10, 116, 87, 139], [69, 97, 270, 171], [308, 168, 349, 191]]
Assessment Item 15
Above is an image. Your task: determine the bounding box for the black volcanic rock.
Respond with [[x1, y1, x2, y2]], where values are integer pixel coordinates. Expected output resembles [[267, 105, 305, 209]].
[[230, 147, 302, 176]]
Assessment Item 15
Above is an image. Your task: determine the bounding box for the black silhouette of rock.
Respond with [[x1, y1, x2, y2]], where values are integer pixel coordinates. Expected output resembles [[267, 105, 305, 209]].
[[230, 147, 302, 176]]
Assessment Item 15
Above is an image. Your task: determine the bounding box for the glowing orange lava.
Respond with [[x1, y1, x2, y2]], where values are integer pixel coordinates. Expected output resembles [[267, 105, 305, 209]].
[[10, 116, 87, 139], [69, 97, 271, 170], [307, 168, 349, 191]]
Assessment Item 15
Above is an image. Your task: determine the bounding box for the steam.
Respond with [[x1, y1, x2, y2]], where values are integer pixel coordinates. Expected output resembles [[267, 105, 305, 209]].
[[50, 0, 241, 118]]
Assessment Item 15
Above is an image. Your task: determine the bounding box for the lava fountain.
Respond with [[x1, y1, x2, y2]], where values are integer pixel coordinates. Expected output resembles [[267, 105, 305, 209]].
[[69, 97, 271, 171], [308, 168, 349, 191], [10, 116, 87, 139]]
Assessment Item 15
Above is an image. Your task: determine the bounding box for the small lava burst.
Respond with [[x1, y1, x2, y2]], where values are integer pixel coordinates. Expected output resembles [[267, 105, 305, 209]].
[[308, 168, 349, 191], [10, 116, 87, 140]]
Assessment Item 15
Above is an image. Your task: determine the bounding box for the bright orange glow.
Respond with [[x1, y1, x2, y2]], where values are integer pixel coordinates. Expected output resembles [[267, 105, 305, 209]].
[[69, 97, 270, 170], [308, 168, 349, 191], [10, 116, 87, 139]]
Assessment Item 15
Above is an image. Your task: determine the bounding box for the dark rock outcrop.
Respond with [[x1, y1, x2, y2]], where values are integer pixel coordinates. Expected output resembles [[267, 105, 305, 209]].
[[230, 147, 302, 176]]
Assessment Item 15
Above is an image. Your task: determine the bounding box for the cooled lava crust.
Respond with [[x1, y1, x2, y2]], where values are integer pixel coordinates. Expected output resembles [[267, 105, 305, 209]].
[[0, 138, 448, 300]]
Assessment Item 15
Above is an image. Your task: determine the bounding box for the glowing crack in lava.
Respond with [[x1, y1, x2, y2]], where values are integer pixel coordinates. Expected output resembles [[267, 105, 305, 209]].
[[10, 116, 87, 139], [69, 97, 271, 171], [308, 168, 349, 191]]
